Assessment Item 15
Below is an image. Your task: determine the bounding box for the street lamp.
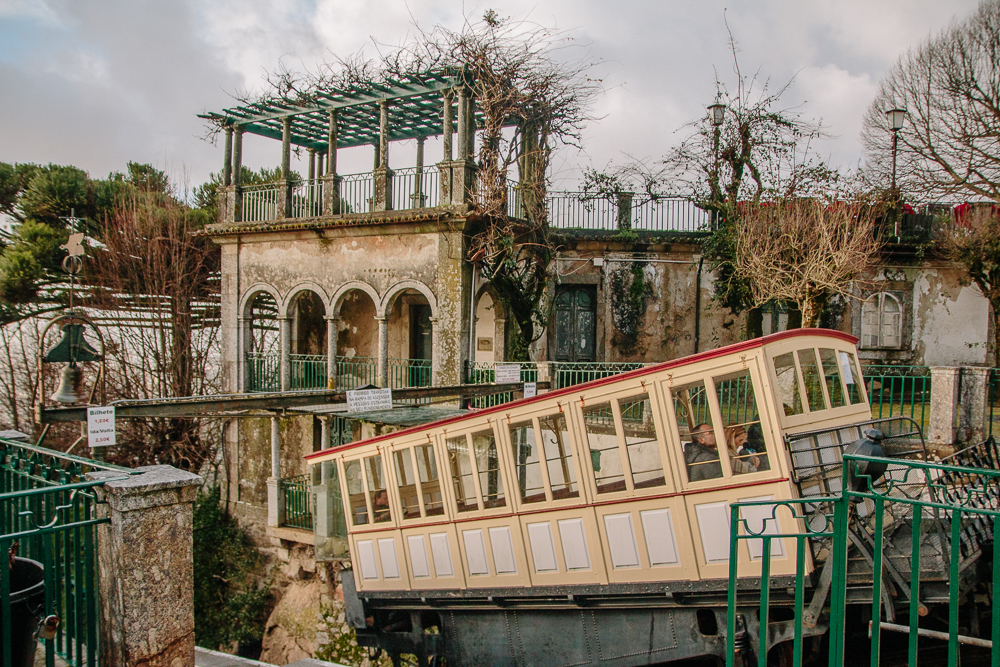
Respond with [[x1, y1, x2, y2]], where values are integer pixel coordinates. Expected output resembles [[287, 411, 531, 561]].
[[709, 102, 726, 127], [886, 108, 907, 193]]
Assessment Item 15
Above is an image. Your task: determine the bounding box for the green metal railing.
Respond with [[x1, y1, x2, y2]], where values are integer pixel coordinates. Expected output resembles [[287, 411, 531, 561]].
[[861, 365, 930, 430], [553, 361, 647, 389], [246, 352, 280, 392], [466, 362, 539, 408], [727, 452, 1000, 667], [0, 438, 136, 667], [290, 354, 327, 390], [279, 474, 313, 531], [389, 358, 432, 388], [334, 356, 378, 389]]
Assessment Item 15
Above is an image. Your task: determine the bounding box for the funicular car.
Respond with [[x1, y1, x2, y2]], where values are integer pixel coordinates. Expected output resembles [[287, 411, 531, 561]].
[[306, 329, 1000, 666]]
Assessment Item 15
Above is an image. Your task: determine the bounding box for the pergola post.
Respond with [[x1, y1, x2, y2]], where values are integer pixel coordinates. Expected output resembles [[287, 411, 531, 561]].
[[323, 110, 342, 216], [412, 136, 427, 208], [438, 90, 455, 205], [279, 116, 292, 218], [451, 86, 476, 205], [223, 126, 233, 186], [218, 126, 236, 224], [233, 126, 244, 222], [373, 100, 394, 211]]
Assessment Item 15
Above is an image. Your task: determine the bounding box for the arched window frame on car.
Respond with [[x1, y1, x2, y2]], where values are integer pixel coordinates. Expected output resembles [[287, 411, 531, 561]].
[[440, 420, 515, 519], [386, 433, 449, 524], [572, 381, 677, 499], [860, 291, 904, 349], [499, 407, 589, 511], [764, 341, 870, 430]]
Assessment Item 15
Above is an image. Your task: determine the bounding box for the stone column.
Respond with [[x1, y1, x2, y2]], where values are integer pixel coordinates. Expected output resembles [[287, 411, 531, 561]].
[[373, 100, 394, 211], [928, 366, 961, 446], [217, 185, 237, 225], [376, 316, 389, 387], [457, 87, 469, 162], [322, 110, 342, 216], [959, 367, 991, 444], [535, 361, 553, 393], [439, 90, 454, 205], [267, 416, 283, 527], [279, 316, 291, 391], [466, 93, 476, 159], [238, 316, 250, 392], [279, 116, 292, 218], [314, 460, 349, 561], [429, 316, 440, 387], [87, 466, 202, 667], [494, 317, 507, 362], [412, 136, 427, 208], [326, 316, 339, 389], [233, 126, 244, 222], [223, 126, 233, 186]]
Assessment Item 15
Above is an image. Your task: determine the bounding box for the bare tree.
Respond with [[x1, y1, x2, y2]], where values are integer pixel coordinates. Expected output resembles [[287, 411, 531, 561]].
[[734, 199, 884, 327], [861, 0, 1000, 203], [88, 191, 221, 470], [940, 204, 1000, 359]]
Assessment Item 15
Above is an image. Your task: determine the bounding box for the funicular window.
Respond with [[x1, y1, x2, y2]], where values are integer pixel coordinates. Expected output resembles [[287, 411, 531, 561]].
[[510, 422, 546, 504], [473, 430, 506, 509], [539, 414, 579, 500], [583, 402, 626, 493], [839, 351, 865, 405], [619, 394, 665, 489], [797, 349, 827, 412], [773, 353, 804, 416], [715, 370, 768, 474], [344, 459, 369, 526], [365, 455, 391, 523], [415, 444, 444, 516], [819, 349, 846, 408], [392, 450, 421, 520], [673, 381, 722, 482], [447, 435, 479, 513]]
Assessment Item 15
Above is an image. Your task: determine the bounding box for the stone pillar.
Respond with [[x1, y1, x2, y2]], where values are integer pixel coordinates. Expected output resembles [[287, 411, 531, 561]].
[[466, 93, 476, 159], [217, 185, 237, 225], [439, 91, 455, 205], [308, 148, 316, 181], [535, 361, 553, 393], [280, 116, 292, 218], [959, 367, 991, 444], [376, 316, 389, 387], [233, 126, 244, 222], [373, 100, 394, 211], [429, 316, 440, 387], [223, 126, 233, 186], [457, 87, 469, 162], [412, 136, 427, 208], [267, 416, 283, 528], [326, 316, 339, 389], [928, 367, 961, 446], [238, 316, 251, 392], [494, 317, 507, 362], [279, 316, 291, 391], [87, 466, 201, 667]]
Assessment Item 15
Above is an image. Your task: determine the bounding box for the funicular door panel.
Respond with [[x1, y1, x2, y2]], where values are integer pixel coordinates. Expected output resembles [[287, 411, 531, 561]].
[[663, 359, 808, 580]]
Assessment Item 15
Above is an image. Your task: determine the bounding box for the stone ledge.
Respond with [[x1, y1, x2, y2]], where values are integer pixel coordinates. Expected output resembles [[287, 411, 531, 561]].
[[87, 465, 201, 511], [266, 525, 315, 546]]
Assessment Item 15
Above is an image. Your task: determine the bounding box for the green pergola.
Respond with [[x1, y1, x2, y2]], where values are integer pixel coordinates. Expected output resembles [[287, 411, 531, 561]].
[[199, 70, 504, 152]]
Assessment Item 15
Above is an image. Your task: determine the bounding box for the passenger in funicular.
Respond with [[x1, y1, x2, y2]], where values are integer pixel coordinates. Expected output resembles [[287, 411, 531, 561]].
[[685, 424, 723, 481]]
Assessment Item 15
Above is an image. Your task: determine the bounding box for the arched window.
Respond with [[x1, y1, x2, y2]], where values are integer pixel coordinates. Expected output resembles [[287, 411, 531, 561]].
[[861, 292, 902, 349]]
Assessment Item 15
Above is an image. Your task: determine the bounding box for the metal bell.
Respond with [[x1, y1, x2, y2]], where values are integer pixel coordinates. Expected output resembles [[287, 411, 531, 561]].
[[50, 364, 85, 404]]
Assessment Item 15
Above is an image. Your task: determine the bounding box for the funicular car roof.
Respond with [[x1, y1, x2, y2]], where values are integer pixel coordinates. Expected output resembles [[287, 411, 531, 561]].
[[305, 328, 859, 462]]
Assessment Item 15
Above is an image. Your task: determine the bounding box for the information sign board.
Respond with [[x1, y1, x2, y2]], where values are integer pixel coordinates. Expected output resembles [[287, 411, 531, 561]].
[[347, 388, 393, 413], [87, 406, 116, 448]]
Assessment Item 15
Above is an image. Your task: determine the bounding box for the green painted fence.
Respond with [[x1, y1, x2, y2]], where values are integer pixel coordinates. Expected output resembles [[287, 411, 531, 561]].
[[861, 365, 931, 431], [0, 438, 137, 667], [465, 362, 538, 408], [727, 450, 1000, 667], [279, 474, 313, 531]]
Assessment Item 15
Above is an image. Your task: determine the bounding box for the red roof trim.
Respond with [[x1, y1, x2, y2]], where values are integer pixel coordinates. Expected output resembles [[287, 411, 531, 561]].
[[305, 328, 857, 461]]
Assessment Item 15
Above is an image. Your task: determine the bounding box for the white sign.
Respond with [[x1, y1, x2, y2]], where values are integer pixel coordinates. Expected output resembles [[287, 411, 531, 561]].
[[523, 382, 537, 398], [87, 407, 116, 448], [495, 363, 521, 384], [347, 388, 393, 413]]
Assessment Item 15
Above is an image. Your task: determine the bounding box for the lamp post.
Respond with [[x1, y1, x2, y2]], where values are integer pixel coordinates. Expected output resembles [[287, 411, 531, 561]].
[[886, 108, 907, 195]]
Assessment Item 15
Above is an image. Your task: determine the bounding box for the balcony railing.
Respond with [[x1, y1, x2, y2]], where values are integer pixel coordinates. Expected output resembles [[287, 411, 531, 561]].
[[335, 355, 378, 389], [861, 364, 931, 431], [554, 361, 650, 389], [279, 474, 313, 530], [391, 167, 439, 210], [290, 178, 323, 218], [290, 354, 327, 390], [246, 352, 280, 392], [241, 183, 280, 222], [466, 361, 539, 408]]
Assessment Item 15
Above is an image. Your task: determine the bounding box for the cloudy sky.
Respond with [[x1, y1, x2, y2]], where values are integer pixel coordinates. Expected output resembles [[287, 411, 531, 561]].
[[0, 0, 980, 194]]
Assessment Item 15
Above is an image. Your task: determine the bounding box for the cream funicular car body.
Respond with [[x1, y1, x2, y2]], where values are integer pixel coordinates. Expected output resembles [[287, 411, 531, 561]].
[[306, 329, 899, 666]]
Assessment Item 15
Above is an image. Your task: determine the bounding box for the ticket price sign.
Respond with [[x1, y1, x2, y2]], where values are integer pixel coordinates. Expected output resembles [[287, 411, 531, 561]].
[[495, 363, 521, 384], [347, 388, 393, 413], [87, 406, 116, 448], [523, 382, 537, 398]]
